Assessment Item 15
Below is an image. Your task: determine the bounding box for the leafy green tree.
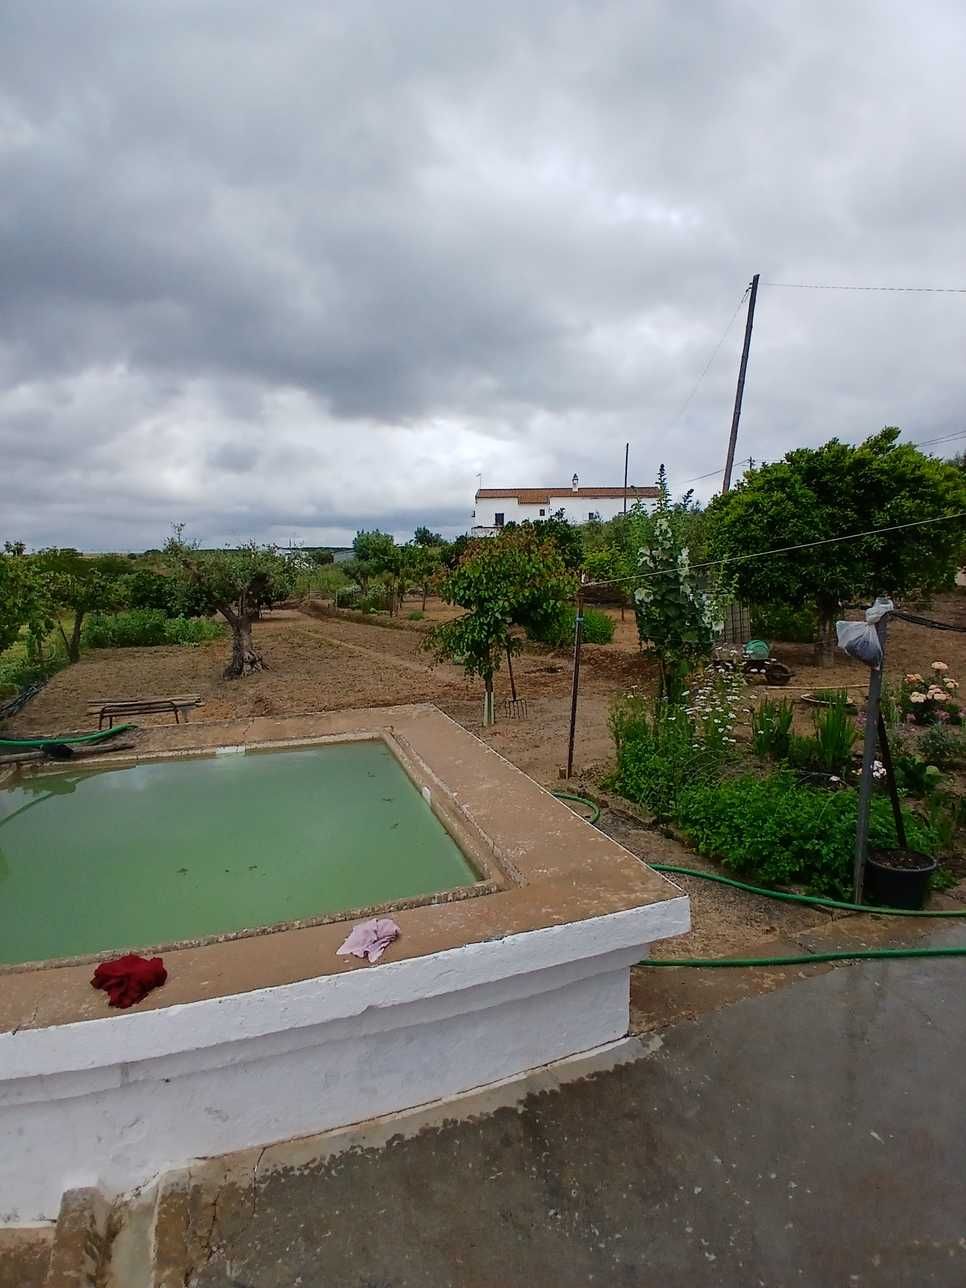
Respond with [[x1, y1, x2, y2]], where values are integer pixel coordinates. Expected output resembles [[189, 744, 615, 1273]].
[[32, 548, 127, 662], [413, 526, 446, 546], [1, 547, 55, 658], [632, 475, 729, 699], [352, 529, 396, 565], [425, 528, 576, 723], [409, 543, 444, 611], [707, 429, 966, 664], [503, 508, 584, 570], [164, 533, 295, 676]]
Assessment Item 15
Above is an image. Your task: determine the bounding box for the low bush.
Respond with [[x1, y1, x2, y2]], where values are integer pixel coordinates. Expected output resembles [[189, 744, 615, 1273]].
[[917, 724, 966, 770], [750, 603, 818, 644], [82, 610, 224, 649], [750, 697, 794, 761], [407, 610, 425, 621], [527, 605, 615, 647], [608, 692, 732, 819], [0, 646, 67, 699], [675, 773, 937, 898], [784, 697, 858, 779]]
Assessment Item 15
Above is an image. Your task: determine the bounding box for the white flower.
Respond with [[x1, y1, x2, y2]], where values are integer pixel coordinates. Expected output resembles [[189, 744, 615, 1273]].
[[909, 692, 927, 704], [830, 775, 841, 784], [932, 661, 949, 672], [944, 678, 959, 691], [872, 760, 886, 780]]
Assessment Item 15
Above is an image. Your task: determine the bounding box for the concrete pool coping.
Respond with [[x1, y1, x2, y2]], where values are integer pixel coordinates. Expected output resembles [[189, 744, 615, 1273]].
[[0, 704, 686, 1036]]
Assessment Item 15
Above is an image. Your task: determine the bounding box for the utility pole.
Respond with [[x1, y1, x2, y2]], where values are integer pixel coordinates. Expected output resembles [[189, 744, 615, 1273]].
[[722, 273, 759, 493], [622, 442, 629, 514]]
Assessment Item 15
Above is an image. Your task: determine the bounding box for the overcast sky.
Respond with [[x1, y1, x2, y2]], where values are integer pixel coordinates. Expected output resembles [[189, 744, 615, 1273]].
[[2, 1, 964, 550]]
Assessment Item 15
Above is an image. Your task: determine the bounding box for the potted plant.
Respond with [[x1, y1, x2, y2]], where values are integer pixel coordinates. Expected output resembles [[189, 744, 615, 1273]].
[[864, 845, 937, 910]]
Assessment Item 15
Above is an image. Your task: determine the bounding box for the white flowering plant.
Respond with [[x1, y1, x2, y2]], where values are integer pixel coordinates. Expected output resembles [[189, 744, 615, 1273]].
[[632, 471, 733, 700]]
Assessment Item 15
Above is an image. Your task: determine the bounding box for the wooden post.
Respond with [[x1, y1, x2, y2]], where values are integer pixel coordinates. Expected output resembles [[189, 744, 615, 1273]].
[[623, 442, 629, 514], [853, 613, 890, 901], [505, 642, 518, 703], [566, 586, 585, 778], [722, 273, 759, 493]]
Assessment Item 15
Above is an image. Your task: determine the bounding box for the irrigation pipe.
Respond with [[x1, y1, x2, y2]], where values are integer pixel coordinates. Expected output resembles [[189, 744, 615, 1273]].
[[550, 791, 966, 967]]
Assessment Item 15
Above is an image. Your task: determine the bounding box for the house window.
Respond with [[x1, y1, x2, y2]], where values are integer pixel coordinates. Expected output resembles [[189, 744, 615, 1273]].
[[588, 511, 595, 522], [539, 508, 545, 517], [494, 512, 504, 527]]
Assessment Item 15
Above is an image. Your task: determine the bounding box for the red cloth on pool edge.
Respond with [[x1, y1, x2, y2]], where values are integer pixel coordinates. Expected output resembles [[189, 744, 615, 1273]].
[[91, 954, 167, 1008]]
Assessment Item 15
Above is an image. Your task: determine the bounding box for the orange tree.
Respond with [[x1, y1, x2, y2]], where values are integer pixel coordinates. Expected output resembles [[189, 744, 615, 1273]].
[[425, 528, 576, 723]]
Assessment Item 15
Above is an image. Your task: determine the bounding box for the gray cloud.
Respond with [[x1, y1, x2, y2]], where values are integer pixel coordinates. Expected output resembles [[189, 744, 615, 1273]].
[[1, 0, 964, 549]]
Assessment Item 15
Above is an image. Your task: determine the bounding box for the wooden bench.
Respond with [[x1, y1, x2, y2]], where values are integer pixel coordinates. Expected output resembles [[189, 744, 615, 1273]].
[[87, 695, 203, 729]]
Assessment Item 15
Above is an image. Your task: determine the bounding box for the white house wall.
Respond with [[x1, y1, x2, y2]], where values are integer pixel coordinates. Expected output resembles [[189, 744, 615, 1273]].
[[473, 496, 654, 529]]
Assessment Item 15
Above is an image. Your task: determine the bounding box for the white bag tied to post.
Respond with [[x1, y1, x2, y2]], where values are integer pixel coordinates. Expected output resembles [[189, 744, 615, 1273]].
[[835, 596, 895, 667]]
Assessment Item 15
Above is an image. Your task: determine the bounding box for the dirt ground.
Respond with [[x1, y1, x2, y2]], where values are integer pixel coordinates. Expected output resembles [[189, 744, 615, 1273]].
[[5, 594, 965, 962]]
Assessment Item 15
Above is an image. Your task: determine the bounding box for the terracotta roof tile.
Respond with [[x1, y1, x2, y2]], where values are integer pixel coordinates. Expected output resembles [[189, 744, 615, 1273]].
[[476, 486, 659, 502]]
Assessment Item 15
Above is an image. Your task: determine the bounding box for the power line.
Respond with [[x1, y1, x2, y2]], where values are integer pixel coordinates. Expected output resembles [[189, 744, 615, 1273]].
[[667, 287, 750, 431], [909, 429, 966, 451], [764, 282, 966, 294], [585, 511, 966, 590], [682, 458, 751, 486]]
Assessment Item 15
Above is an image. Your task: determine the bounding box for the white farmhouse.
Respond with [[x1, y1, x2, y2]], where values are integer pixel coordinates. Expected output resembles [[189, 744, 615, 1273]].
[[471, 474, 658, 535]]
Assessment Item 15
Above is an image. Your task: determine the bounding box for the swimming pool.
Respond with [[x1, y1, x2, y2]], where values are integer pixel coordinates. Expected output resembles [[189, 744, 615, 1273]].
[[0, 739, 480, 966]]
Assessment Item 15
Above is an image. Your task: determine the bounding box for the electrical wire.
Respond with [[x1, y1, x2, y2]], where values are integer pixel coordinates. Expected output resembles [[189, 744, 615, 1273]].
[[583, 510, 966, 590], [764, 283, 966, 294], [666, 288, 750, 432]]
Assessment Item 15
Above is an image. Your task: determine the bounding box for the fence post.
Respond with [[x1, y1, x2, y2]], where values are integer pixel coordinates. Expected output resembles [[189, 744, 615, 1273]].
[[566, 585, 585, 778], [853, 613, 890, 901]]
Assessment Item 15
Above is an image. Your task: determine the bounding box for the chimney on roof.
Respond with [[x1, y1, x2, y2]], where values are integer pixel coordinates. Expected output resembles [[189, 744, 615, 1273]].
[[571, 472, 579, 493]]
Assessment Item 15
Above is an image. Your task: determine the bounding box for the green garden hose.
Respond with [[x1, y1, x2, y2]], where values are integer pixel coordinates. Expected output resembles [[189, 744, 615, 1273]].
[[641, 947, 966, 967], [0, 724, 136, 750], [550, 790, 966, 967]]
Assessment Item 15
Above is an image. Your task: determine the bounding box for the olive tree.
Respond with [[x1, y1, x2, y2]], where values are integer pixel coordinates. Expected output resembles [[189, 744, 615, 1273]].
[[164, 533, 295, 677]]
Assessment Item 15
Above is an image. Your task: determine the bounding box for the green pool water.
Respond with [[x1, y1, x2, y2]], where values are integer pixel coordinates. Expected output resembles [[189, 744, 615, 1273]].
[[0, 740, 478, 966]]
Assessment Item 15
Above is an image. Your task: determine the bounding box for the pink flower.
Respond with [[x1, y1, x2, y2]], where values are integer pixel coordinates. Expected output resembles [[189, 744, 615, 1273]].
[[938, 711, 950, 723], [932, 661, 949, 673], [944, 678, 959, 690], [905, 673, 923, 684]]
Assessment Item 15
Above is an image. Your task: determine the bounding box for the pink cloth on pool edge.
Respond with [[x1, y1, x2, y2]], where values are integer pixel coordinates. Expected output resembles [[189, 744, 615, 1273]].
[[337, 917, 401, 964]]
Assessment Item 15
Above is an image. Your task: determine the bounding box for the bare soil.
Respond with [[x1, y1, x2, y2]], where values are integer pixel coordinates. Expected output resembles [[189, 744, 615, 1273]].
[[5, 592, 964, 963]]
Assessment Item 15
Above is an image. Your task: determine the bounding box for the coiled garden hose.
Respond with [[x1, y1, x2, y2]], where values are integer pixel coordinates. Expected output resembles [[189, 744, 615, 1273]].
[[549, 790, 966, 967]]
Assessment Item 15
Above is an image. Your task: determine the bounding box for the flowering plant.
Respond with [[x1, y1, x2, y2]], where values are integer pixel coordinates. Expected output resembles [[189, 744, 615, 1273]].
[[900, 662, 961, 726]]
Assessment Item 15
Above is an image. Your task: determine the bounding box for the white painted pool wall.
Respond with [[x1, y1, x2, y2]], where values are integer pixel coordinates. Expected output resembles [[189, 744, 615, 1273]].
[[0, 896, 688, 1223]]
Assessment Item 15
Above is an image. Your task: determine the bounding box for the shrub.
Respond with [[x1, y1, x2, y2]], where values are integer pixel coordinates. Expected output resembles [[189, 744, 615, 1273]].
[[407, 610, 425, 621], [750, 603, 818, 644], [751, 697, 794, 760], [125, 569, 178, 613], [527, 606, 614, 647], [162, 616, 225, 645], [82, 610, 224, 649], [608, 690, 734, 819], [917, 724, 966, 770], [675, 773, 937, 898], [812, 697, 859, 776]]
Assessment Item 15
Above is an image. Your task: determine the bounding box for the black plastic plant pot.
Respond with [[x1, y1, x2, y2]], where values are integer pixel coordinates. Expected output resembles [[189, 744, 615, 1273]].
[[864, 849, 937, 911]]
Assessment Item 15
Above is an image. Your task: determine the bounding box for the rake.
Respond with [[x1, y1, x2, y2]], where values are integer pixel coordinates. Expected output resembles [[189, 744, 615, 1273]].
[[503, 644, 528, 719]]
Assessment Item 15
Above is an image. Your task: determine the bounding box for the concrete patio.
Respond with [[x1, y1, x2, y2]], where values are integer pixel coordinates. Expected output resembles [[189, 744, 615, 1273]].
[[175, 929, 966, 1287]]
